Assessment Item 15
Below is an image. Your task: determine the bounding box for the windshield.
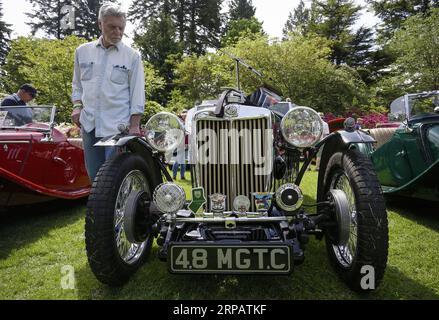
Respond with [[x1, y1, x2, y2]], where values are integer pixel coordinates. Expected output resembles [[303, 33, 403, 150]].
[[390, 96, 406, 121], [247, 87, 282, 108], [408, 96, 439, 116], [427, 125, 439, 160], [390, 92, 439, 121], [0, 106, 55, 129]]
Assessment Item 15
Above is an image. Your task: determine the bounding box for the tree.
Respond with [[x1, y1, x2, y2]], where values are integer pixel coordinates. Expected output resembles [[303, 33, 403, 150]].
[[26, 0, 118, 40], [129, 0, 224, 55], [223, 0, 262, 47], [133, 10, 180, 84], [283, 1, 375, 68], [26, 0, 74, 39], [134, 12, 181, 104], [0, 0, 11, 66], [311, 0, 365, 65], [174, 34, 368, 114], [173, 0, 187, 44], [388, 8, 439, 91], [143, 60, 167, 102], [283, 0, 312, 37], [73, 0, 111, 40], [186, 0, 224, 54], [166, 88, 193, 113], [128, 0, 164, 26], [1, 37, 37, 93], [283, 0, 377, 84], [229, 0, 256, 21], [173, 52, 234, 104], [367, 0, 439, 42], [362, 1, 439, 87], [2, 36, 87, 120], [221, 17, 264, 46]]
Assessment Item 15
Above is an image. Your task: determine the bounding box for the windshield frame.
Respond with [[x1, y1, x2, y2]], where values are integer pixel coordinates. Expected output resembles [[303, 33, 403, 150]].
[[0, 105, 57, 132]]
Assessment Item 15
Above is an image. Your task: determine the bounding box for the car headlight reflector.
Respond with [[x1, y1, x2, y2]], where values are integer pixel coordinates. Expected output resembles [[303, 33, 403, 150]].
[[281, 107, 323, 148], [145, 112, 184, 153]]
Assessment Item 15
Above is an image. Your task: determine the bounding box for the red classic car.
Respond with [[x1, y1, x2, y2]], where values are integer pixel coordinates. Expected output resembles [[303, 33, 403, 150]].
[[0, 105, 90, 208]]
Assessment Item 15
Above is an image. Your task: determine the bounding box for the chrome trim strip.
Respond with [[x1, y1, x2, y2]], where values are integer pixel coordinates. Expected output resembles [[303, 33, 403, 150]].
[[171, 216, 291, 223], [0, 141, 31, 144]]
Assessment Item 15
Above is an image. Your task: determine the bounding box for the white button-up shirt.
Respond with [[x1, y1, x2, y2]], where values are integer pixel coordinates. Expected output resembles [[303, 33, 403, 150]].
[[72, 37, 145, 137]]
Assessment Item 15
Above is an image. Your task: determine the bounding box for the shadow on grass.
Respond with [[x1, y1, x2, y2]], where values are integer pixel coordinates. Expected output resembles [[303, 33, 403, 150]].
[[0, 198, 87, 260], [385, 196, 439, 233], [74, 239, 439, 300]]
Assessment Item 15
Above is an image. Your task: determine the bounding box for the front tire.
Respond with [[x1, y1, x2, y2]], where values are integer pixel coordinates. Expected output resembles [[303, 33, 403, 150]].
[[321, 149, 388, 291], [85, 153, 161, 286]]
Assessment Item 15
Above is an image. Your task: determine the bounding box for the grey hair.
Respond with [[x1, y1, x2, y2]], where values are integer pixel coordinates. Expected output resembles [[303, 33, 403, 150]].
[[98, 2, 126, 20]]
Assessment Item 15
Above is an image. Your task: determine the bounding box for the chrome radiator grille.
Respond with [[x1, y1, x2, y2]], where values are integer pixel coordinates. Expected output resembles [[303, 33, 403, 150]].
[[195, 117, 271, 211]]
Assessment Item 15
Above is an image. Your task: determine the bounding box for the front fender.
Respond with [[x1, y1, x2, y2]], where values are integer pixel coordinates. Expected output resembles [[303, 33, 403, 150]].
[[96, 135, 172, 182], [316, 130, 375, 204], [336, 129, 376, 145], [94, 134, 146, 148]]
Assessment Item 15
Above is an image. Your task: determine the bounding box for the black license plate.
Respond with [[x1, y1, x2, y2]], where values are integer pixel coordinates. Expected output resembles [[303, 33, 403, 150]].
[[169, 243, 292, 274]]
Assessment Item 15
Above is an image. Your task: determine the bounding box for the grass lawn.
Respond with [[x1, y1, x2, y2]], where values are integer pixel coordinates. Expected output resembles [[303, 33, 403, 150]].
[[0, 170, 438, 300]]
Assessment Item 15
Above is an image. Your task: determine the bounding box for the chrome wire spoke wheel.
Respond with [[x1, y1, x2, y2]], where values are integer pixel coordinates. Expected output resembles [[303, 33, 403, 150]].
[[330, 172, 358, 268], [114, 170, 150, 265], [320, 149, 388, 291], [86, 153, 161, 286]]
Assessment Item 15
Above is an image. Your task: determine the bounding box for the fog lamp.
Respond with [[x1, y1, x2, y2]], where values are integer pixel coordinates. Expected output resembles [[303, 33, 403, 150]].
[[153, 183, 186, 214], [275, 184, 303, 212]]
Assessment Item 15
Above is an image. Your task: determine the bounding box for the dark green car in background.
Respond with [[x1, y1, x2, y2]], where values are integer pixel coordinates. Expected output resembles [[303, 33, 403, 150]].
[[367, 91, 439, 202]]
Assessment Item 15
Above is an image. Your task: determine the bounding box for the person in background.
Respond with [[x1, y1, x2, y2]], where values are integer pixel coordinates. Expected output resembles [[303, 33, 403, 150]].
[[356, 118, 364, 130], [71, 3, 145, 182], [0, 84, 37, 125], [172, 110, 188, 180], [315, 112, 330, 171]]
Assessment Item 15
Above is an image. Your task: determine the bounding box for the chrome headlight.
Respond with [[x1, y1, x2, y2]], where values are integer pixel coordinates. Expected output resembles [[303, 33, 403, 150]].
[[145, 112, 184, 153], [281, 107, 323, 148]]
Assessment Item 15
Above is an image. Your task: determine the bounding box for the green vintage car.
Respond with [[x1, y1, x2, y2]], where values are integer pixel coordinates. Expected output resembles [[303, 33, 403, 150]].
[[367, 91, 439, 202]]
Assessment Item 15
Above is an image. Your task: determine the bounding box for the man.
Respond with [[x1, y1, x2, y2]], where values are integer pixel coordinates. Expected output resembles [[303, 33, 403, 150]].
[[1, 84, 37, 126], [356, 118, 364, 130], [71, 3, 145, 182]]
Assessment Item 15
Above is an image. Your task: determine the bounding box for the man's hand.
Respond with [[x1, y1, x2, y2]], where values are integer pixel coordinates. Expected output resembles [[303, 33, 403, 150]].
[[129, 114, 142, 136], [71, 107, 81, 127], [128, 126, 141, 136]]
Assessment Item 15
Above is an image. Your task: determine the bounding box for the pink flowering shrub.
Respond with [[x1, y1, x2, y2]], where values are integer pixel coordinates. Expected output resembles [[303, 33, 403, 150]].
[[323, 111, 388, 129], [360, 113, 388, 129]]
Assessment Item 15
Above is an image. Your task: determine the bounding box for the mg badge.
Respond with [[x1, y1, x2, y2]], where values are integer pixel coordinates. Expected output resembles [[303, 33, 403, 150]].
[[210, 193, 227, 215], [3, 144, 7, 152], [225, 105, 239, 118], [233, 195, 251, 214], [252, 192, 274, 212]]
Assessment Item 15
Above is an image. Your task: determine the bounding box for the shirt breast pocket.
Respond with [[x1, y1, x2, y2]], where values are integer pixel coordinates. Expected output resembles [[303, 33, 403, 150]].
[[110, 66, 129, 85], [79, 62, 93, 81]]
